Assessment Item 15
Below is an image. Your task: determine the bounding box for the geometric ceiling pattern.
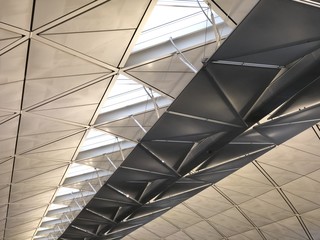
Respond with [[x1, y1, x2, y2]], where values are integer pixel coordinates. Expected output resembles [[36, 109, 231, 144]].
[[125, 126, 320, 240], [0, 0, 159, 239], [0, 0, 320, 240]]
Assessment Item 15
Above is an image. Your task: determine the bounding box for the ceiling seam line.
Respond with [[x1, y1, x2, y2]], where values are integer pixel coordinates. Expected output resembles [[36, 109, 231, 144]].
[[212, 185, 268, 240], [118, 0, 157, 68], [210, 0, 237, 26], [32, 35, 118, 71], [203, 68, 248, 127], [2, 25, 34, 238], [182, 202, 229, 239], [31, 129, 89, 239], [33, 0, 112, 35], [24, 72, 116, 112], [161, 216, 197, 240], [252, 161, 314, 240], [120, 71, 175, 100]]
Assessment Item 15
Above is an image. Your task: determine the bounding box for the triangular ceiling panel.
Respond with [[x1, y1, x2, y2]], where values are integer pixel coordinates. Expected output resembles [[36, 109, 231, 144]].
[[26, 40, 111, 80], [168, 70, 244, 126], [14, 156, 67, 172], [255, 162, 301, 186], [0, 41, 28, 84], [0, 111, 17, 122], [8, 194, 54, 217], [13, 166, 68, 187], [121, 145, 176, 177], [143, 112, 233, 142], [0, 116, 19, 159], [0, 29, 21, 40], [97, 110, 162, 142], [261, 217, 309, 240], [30, 78, 111, 111], [44, 0, 150, 33], [10, 182, 57, 203], [0, 138, 16, 161], [227, 39, 320, 66], [284, 191, 320, 214], [142, 141, 194, 170], [13, 163, 68, 184], [42, 30, 135, 67], [255, 104, 320, 145], [0, 187, 10, 205], [0, 158, 13, 184], [32, 0, 95, 30], [23, 72, 106, 109], [17, 113, 84, 153], [12, 165, 68, 185], [0, 0, 33, 30], [208, 208, 254, 236], [17, 129, 83, 154], [206, 63, 278, 117], [271, 78, 320, 118], [0, 28, 22, 50], [0, 81, 24, 110], [0, 38, 21, 51], [30, 104, 99, 126], [0, 115, 19, 141], [20, 131, 85, 160], [212, 0, 320, 65]]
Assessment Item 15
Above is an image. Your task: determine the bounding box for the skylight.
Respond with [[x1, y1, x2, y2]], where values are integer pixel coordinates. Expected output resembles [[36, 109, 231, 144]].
[[133, 0, 221, 51], [34, 1, 227, 239], [100, 75, 160, 113]]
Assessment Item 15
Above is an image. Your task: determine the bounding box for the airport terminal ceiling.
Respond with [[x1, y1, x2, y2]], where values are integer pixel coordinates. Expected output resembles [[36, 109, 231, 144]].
[[0, 0, 320, 239]]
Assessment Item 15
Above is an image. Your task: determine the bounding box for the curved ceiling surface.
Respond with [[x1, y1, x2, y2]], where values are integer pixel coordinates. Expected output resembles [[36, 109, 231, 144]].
[[0, 0, 320, 240]]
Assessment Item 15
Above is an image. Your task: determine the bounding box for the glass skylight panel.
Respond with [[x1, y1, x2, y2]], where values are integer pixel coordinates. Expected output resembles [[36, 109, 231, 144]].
[[133, 0, 222, 51], [42, 217, 58, 223], [48, 203, 67, 211], [56, 186, 80, 196], [100, 75, 162, 114], [80, 129, 125, 151]]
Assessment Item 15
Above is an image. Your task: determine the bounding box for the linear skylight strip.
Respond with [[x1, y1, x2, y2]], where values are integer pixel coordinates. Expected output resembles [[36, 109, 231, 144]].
[[293, 0, 320, 8]]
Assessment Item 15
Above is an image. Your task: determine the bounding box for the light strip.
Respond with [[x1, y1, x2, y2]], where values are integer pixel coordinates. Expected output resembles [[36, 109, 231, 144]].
[[293, 0, 320, 8]]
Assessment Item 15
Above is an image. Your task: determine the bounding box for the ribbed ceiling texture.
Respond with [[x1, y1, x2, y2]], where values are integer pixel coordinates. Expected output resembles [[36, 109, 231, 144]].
[[0, 0, 320, 240]]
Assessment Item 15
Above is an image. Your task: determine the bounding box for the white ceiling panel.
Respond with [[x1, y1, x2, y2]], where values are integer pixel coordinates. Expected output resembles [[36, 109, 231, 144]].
[[258, 145, 320, 175], [0, 0, 33, 30], [44, 0, 151, 33], [261, 217, 309, 240], [0, 41, 28, 84], [165, 231, 194, 240], [32, 0, 95, 30], [26, 40, 111, 80], [208, 208, 254, 237], [184, 220, 222, 240], [144, 217, 178, 238], [162, 204, 203, 229], [0, 81, 24, 110], [0, 187, 10, 205], [282, 177, 320, 206], [129, 227, 160, 240], [42, 30, 135, 67], [183, 189, 232, 219], [23, 73, 106, 109], [283, 128, 320, 158]]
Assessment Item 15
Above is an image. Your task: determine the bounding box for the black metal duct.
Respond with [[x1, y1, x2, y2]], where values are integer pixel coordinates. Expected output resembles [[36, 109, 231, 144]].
[[59, 0, 320, 239]]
